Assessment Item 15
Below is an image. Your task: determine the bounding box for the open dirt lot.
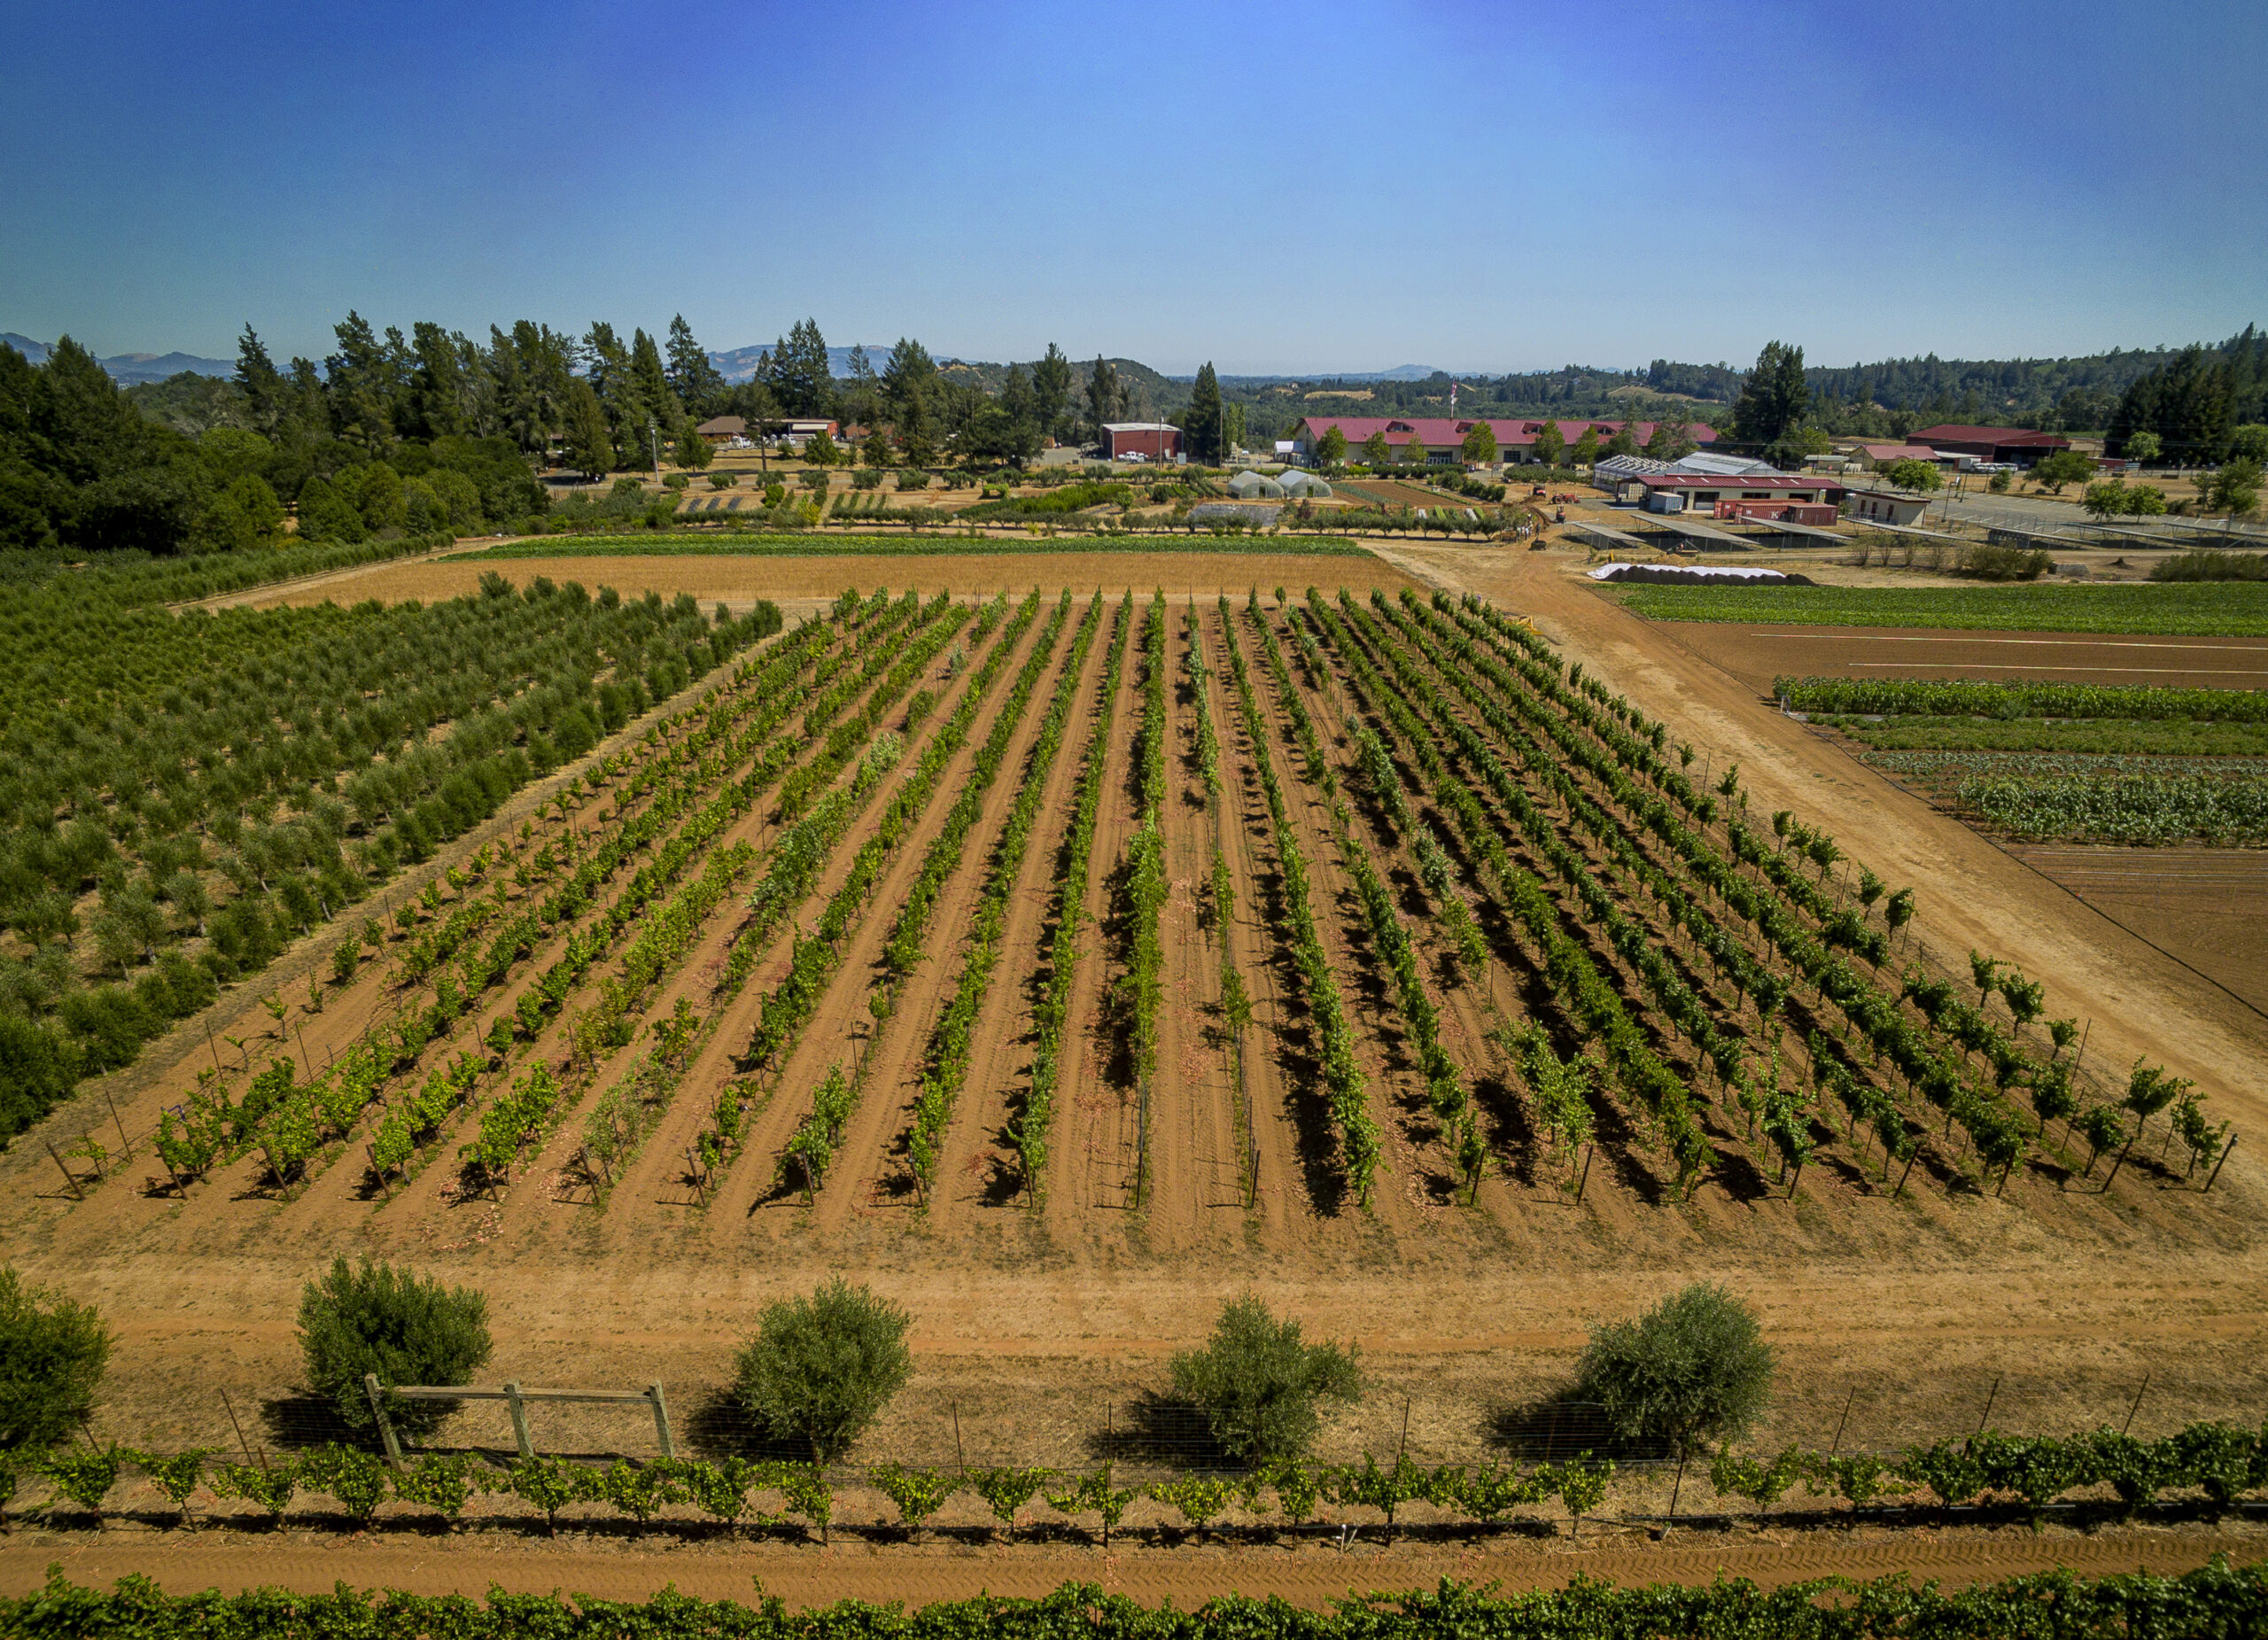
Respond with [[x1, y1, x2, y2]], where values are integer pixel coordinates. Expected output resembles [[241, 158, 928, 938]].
[[2002, 845, 2268, 1017], [1637, 622, 2268, 694], [222, 551, 1422, 615], [8, 541, 2264, 1602]]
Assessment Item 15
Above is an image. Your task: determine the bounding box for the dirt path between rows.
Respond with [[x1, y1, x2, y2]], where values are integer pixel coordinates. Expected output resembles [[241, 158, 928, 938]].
[[5, 1522, 2256, 1608]]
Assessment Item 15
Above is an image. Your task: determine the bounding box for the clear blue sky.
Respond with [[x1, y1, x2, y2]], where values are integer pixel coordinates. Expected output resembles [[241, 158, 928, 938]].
[[3, 0, 2261, 376]]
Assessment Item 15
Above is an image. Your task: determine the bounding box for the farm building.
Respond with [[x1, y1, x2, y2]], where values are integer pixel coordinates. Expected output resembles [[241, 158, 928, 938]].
[[1103, 422, 1184, 461], [1285, 416, 1719, 466], [1860, 442, 1945, 468], [1627, 473, 1847, 515], [695, 415, 747, 441], [1846, 488, 1935, 525], [1595, 452, 1782, 501], [1907, 424, 2070, 466]]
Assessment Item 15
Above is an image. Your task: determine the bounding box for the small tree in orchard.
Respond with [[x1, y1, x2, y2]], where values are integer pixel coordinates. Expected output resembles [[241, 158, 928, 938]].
[[0, 1267, 112, 1455], [734, 1278, 912, 1463], [298, 1257, 492, 1437], [1575, 1283, 1775, 1519], [1169, 1294, 1361, 1465]]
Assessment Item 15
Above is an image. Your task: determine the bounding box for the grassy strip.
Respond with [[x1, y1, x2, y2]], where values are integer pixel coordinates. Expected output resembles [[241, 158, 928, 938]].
[[1617, 580, 2268, 636], [459, 532, 1375, 560]]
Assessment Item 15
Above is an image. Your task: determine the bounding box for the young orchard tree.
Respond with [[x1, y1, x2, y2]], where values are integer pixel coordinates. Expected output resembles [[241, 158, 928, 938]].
[[734, 1278, 912, 1464], [1169, 1294, 1361, 1465]]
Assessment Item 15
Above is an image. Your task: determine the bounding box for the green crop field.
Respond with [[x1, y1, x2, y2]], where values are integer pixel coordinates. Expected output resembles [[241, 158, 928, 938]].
[[462, 532, 1378, 561], [1617, 581, 2268, 635]]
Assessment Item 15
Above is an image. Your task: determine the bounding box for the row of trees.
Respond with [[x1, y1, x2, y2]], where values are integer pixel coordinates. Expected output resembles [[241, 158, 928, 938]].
[[5, 1261, 1770, 1487]]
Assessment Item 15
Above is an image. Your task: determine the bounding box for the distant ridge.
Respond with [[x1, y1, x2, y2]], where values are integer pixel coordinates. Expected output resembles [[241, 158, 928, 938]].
[[3, 332, 235, 385]]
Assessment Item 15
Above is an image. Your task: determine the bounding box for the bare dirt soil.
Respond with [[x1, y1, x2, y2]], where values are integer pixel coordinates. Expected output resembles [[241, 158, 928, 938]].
[[7, 550, 2265, 1603], [1642, 623, 2268, 694], [224, 554, 1421, 615], [2003, 845, 2268, 1018], [4, 1520, 2257, 1608]]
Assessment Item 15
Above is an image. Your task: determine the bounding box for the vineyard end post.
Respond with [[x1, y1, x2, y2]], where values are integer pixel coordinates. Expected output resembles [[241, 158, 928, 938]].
[[45, 1141, 83, 1201], [2101, 1133, 2137, 1194], [952, 1401, 966, 1476], [2204, 1133, 2237, 1193], [105, 1087, 132, 1160], [504, 1381, 533, 1460], [2121, 1372, 2149, 1437], [649, 1383, 675, 1459], [364, 1375, 404, 1465]]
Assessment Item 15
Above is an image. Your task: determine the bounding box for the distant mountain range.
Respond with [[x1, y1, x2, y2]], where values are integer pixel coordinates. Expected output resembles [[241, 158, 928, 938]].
[[702, 342, 1449, 387], [707, 343, 897, 384], [3, 333, 236, 385]]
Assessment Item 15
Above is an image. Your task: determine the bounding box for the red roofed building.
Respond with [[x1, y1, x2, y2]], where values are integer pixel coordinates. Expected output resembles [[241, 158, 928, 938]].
[[1288, 416, 1716, 466], [1906, 424, 2070, 466], [1859, 442, 1944, 467]]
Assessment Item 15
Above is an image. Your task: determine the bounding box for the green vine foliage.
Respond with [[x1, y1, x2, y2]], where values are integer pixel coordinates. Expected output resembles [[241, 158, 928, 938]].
[[15, 1564, 2266, 1636]]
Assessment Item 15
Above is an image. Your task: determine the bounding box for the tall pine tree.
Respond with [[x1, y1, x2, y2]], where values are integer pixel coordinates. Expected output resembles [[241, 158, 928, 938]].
[[1184, 361, 1224, 464]]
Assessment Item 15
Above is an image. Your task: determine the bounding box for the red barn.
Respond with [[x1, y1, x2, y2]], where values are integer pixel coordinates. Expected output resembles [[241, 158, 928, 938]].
[[1907, 424, 2070, 466], [1103, 422, 1183, 461]]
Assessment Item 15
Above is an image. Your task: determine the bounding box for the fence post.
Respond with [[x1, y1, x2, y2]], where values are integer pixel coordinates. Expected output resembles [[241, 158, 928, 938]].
[[649, 1382, 675, 1460], [365, 1373, 404, 1465], [504, 1381, 533, 1459]]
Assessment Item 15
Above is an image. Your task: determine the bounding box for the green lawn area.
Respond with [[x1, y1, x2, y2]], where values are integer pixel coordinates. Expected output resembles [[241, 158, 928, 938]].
[[1615, 581, 2268, 636], [461, 532, 1376, 560]]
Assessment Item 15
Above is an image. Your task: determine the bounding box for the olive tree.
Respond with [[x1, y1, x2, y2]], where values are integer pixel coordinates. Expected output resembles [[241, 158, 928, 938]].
[[0, 1267, 112, 1454], [1575, 1282, 1775, 1515], [298, 1257, 493, 1437], [734, 1279, 912, 1463], [1169, 1294, 1361, 1465]]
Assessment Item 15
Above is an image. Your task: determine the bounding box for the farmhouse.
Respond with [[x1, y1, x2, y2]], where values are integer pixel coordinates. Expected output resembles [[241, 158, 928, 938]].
[[1907, 424, 2070, 466], [1103, 422, 1183, 461], [1286, 416, 1719, 466], [695, 415, 747, 441]]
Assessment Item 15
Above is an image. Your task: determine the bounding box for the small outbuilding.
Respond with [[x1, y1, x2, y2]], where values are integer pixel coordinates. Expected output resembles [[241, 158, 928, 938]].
[[1103, 422, 1184, 461], [1278, 470, 1332, 498], [1227, 470, 1286, 500], [1845, 488, 1933, 525]]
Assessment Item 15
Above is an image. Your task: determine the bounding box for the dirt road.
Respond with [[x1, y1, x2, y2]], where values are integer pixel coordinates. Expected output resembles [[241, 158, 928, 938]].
[[4, 1521, 2256, 1609]]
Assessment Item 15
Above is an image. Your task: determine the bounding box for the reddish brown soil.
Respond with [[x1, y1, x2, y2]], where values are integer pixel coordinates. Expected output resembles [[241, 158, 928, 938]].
[[1650, 622, 2268, 695], [2004, 845, 2268, 1018], [4, 1521, 2256, 1608], [226, 554, 1420, 613]]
